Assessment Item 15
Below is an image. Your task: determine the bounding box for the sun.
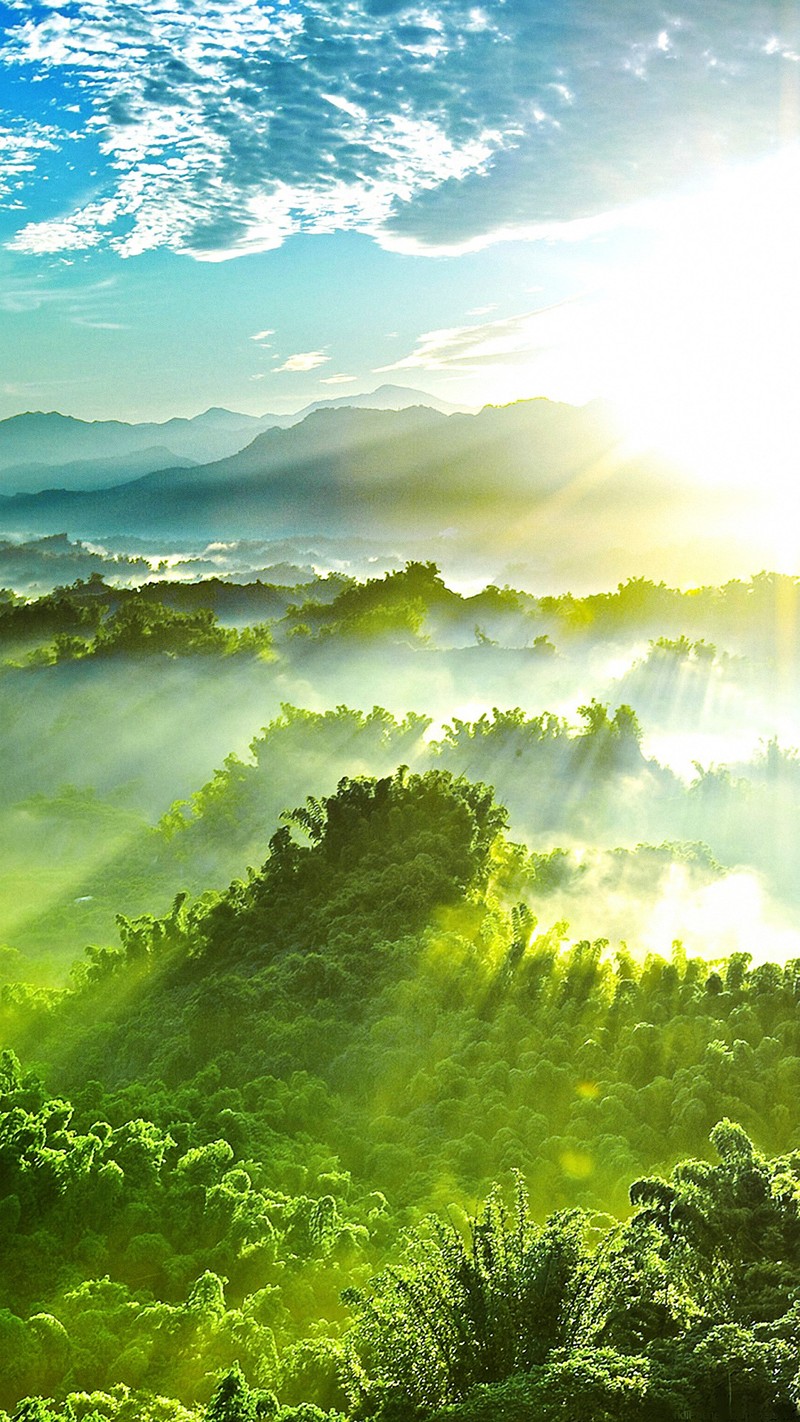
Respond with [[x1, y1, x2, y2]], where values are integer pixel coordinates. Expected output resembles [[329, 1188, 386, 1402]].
[[604, 148, 800, 497]]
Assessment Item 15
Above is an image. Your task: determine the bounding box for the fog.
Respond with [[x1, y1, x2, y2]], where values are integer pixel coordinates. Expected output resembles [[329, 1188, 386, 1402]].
[[2, 398, 778, 598], [2, 543, 800, 981], [3, 508, 800, 1419]]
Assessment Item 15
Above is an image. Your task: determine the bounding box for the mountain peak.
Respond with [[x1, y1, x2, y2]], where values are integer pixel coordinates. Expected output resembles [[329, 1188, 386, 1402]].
[[284, 384, 472, 422]]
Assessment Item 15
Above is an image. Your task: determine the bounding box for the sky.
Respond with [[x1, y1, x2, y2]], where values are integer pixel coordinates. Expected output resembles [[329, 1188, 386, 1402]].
[[0, 0, 798, 468]]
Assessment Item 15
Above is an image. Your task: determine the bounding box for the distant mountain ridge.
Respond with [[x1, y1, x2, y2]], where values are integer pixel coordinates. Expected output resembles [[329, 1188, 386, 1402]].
[[290, 383, 467, 419], [0, 385, 469, 493], [0, 395, 684, 546], [0, 446, 198, 492], [0, 394, 739, 587]]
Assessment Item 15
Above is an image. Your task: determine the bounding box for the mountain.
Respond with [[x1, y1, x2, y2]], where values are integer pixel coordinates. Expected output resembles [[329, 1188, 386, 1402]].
[[0, 397, 704, 579], [0, 386, 469, 493], [0, 409, 275, 489], [290, 382, 470, 419], [0, 445, 197, 493]]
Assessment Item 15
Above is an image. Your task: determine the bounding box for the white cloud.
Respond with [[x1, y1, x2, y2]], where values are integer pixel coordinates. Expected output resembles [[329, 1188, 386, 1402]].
[[0, 117, 63, 205], [0, 0, 510, 258], [372, 205, 638, 258], [374, 297, 607, 403], [0, 0, 792, 259], [321, 373, 358, 384], [7, 197, 119, 252], [321, 93, 368, 122], [251, 329, 275, 343], [275, 351, 331, 373], [71, 317, 128, 329], [0, 273, 117, 315], [376, 309, 557, 373]]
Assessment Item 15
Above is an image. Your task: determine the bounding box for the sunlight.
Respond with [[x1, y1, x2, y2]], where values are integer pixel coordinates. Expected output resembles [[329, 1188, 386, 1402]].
[[641, 865, 800, 967], [642, 729, 762, 782], [606, 148, 800, 497]]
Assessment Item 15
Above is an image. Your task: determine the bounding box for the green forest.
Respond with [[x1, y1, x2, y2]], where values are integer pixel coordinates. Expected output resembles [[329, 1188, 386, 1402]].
[[2, 560, 800, 1420]]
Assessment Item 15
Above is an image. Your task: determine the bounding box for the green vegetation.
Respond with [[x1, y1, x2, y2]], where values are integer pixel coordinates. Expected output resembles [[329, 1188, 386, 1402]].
[[8, 561, 800, 663], [1, 769, 800, 1416], [21, 597, 273, 664], [2, 563, 800, 1418]]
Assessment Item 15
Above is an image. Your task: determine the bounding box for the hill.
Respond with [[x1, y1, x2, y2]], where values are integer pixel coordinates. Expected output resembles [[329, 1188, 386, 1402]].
[[2, 767, 800, 1419], [0, 386, 466, 493], [0, 398, 691, 552]]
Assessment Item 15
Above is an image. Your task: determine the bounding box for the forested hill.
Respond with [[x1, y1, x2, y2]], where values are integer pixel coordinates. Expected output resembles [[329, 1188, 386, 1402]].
[[6, 566, 800, 971], [2, 768, 800, 1419]]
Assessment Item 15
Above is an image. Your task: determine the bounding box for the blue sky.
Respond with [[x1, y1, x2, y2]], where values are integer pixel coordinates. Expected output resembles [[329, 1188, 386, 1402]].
[[0, 0, 797, 422]]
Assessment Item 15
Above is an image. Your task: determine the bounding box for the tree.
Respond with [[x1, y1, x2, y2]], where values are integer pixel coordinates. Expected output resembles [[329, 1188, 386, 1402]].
[[205, 1363, 259, 1422], [345, 1177, 588, 1413]]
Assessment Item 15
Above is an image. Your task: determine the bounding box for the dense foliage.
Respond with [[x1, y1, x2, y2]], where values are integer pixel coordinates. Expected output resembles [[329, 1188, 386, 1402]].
[[0, 767, 797, 1416], [2, 563, 800, 1418], [7, 560, 800, 664]]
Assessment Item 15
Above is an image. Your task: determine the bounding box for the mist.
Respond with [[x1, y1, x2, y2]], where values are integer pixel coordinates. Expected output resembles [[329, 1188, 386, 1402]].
[[3, 551, 800, 982], [1, 509, 799, 1422], [0, 397, 782, 595], [5, 0, 800, 1404]]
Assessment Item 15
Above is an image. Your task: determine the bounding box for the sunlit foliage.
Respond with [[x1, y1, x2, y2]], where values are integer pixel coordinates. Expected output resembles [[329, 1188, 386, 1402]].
[[2, 564, 800, 1418]]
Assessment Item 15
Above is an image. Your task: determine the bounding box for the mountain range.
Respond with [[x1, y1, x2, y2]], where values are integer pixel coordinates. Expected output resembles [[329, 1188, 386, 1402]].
[[0, 394, 707, 573], [0, 390, 742, 589], [0, 385, 468, 493]]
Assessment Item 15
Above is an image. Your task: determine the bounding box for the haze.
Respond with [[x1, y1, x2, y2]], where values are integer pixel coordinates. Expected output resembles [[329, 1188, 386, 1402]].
[[2, 3, 800, 1416]]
